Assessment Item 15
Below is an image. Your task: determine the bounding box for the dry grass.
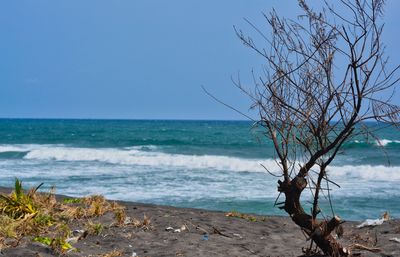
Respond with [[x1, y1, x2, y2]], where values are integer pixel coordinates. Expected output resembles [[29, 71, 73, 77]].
[[99, 249, 124, 257], [113, 207, 127, 227], [0, 215, 18, 238], [225, 210, 266, 222], [86, 221, 104, 236], [0, 179, 141, 254], [129, 214, 152, 230]]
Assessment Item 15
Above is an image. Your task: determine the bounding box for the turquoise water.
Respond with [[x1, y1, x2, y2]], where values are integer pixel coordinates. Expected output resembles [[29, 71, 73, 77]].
[[0, 119, 399, 221]]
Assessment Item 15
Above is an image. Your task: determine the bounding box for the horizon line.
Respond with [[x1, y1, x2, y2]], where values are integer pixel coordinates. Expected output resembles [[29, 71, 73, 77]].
[[0, 117, 385, 124], [0, 117, 252, 122]]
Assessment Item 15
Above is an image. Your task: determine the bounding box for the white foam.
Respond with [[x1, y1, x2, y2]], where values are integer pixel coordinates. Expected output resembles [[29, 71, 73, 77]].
[[329, 164, 400, 181], [0, 144, 64, 153], [375, 139, 400, 146], [1, 144, 400, 210], [0, 145, 31, 152], [124, 145, 158, 150], [23, 145, 272, 172], [1, 144, 399, 181], [350, 139, 400, 146]]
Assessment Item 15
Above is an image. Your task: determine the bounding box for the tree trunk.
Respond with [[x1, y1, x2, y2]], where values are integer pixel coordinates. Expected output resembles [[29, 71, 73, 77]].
[[278, 176, 350, 256]]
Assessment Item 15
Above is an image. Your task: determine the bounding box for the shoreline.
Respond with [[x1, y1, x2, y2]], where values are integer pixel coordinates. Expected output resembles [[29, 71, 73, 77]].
[[0, 187, 399, 256]]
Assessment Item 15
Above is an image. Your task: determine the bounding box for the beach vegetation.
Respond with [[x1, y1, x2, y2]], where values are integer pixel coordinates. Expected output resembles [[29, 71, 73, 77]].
[[100, 249, 124, 257], [225, 210, 260, 222], [84, 195, 110, 216], [0, 178, 41, 219], [0, 215, 17, 238], [34, 213, 55, 227], [233, 0, 400, 255], [0, 179, 136, 254], [113, 207, 127, 226], [129, 214, 152, 230], [86, 221, 104, 235], [33, 235, 53, 246], [33, 235, 74, 253], [62, 198, 81, 204]]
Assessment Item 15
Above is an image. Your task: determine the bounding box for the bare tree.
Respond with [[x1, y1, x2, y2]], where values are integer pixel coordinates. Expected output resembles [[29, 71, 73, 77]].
[[233, 0, 400, 255]]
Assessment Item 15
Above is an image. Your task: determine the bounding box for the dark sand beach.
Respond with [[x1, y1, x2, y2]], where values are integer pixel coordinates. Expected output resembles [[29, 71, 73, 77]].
[[0, 188, 399, 257]]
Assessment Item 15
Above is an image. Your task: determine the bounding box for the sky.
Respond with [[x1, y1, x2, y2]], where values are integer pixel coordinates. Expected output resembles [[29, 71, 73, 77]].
[[0, 0, 400, 120]]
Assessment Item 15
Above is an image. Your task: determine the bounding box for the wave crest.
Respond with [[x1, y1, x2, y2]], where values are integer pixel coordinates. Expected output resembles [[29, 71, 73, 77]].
[[0, 144, 399, 181], [23, 145, 269, 172]]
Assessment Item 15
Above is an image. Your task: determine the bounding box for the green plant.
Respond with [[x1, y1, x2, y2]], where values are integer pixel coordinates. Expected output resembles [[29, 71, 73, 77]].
[[34, 236, 74, 253], [62, 198, 81, 204], [0, 179, 42, 219], [225, 210, 258, 222], [51, 236, 74, 252], [34, 214, 54, 227], [86, 221, 104, 235], [33, 236, 52, 246]]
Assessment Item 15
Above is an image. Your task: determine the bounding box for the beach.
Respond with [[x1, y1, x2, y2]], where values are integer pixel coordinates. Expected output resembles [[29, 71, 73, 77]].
[[2, 0, 400, 255], [0, 188, 399, 257]]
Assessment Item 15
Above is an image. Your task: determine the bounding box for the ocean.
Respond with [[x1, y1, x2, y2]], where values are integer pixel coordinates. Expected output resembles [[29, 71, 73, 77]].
[[0, 119, 399, 221]]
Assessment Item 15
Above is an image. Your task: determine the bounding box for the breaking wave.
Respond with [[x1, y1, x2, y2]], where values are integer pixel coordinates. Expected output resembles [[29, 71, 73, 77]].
[[345, 139, 400, 148], [0, 144, 398, 181], [0, 144, 267, 172]]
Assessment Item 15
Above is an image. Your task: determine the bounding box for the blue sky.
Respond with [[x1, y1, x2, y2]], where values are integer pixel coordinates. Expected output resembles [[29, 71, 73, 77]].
[[1, 0, 399, 120]]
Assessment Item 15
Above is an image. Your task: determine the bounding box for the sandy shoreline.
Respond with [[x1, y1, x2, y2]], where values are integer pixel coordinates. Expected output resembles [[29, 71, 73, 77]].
[[0, 187, 399, 257]]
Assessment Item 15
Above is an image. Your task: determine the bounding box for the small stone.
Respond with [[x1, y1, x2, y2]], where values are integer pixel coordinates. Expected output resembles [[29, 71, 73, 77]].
[[233, 233, 242, 239], [165, 226, 174, 231], [4, 238, 18, 247], [72, 229, 85, 236]]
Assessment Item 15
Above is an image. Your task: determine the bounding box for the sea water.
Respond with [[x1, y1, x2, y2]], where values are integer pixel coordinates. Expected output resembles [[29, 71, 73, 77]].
[[0, 119, 399, 221]]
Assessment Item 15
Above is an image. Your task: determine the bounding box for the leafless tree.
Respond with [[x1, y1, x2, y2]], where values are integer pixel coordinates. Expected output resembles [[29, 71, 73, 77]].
[[233, 0, 400, 255]]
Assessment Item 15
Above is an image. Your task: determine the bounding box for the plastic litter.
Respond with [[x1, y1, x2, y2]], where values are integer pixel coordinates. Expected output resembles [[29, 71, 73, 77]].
[[66, 236, 80, 244], [233, 233, 243, 239], [356, 218, 385, 228], [357, 212, 389, 228], [72, 229, 85, 236], [202, 233, 209, 241], [390, 237, 400, 243], [67, 229, 88, 243], [132, 252, 137, 257], [166, 226, 186, 233], [124, 217, 132, 225]]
